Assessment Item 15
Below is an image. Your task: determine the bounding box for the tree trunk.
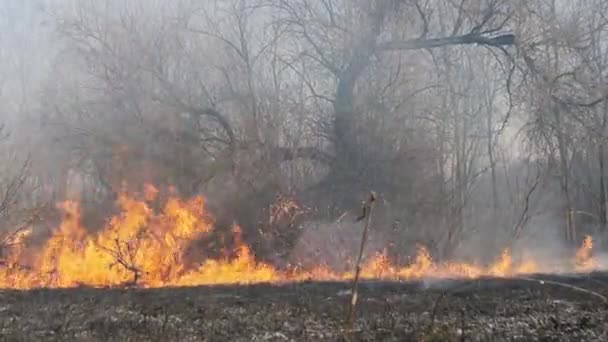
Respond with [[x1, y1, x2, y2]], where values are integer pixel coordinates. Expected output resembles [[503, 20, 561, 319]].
[[554, 106, 575, 244], [599, 102, 608, 236], [486, 89, 499, 221]]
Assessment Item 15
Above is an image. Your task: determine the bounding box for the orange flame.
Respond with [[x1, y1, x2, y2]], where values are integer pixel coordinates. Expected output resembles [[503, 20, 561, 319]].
[[575, 235, 596, 272], [0, 187, 601, 289]]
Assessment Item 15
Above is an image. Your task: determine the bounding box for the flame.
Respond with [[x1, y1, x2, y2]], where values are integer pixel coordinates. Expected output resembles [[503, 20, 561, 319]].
[[0, 187, 601, 289], [575, 235, 596, 272]]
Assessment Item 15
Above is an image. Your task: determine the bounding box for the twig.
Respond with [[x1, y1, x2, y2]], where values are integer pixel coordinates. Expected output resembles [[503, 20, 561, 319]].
[[335, 212, 348, 225], [429, 291, 448, 332], [98, 237, 143, 286], [510, 166, 543, 244], [345, 191, 376, 337]]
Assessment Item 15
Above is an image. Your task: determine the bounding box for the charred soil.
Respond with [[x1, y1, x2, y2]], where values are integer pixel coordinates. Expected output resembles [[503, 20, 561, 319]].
[[0, 273, 608, 341]]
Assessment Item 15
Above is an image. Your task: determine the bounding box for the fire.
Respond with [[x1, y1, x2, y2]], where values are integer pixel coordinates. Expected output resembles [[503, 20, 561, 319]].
[[575, 235, 596, 272], [0, 187, 601, 289]]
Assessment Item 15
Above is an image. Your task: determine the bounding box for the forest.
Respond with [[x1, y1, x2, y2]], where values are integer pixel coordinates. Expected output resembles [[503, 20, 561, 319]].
[[4, 0, 608, 340], [1, 0, 608, 275]]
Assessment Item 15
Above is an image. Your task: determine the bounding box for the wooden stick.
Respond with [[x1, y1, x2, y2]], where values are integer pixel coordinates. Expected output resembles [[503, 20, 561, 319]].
[[345, 191, 376, 336]]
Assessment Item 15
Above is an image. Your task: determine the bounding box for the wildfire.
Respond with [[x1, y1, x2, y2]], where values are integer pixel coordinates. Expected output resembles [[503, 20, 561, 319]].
[[0, 186, 601, 289]]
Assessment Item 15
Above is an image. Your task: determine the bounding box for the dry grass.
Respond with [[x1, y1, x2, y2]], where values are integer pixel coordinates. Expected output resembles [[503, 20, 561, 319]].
[[0, 274, 607, 341]]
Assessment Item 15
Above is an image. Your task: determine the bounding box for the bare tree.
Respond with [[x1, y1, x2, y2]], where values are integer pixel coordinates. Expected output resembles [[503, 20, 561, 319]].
[[518, 0, 608, 245], [8, 0, 608, 271]]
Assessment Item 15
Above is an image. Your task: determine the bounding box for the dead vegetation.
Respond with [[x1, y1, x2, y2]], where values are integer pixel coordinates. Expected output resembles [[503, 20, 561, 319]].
[[0, 275, 607, 341]]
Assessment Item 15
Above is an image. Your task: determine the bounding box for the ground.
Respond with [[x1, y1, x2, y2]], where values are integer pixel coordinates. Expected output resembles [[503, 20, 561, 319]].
[[0, 273, 608, 341]]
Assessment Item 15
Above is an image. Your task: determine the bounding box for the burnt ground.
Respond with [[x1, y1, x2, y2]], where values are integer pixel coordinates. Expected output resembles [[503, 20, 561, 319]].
[[1, 274, 608, 341]]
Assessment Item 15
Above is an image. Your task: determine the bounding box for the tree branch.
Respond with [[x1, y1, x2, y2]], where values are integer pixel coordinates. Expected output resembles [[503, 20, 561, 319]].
[[272, 146, 333, 163], [178, 105, 237, 155], [379, 32, 515, 51]]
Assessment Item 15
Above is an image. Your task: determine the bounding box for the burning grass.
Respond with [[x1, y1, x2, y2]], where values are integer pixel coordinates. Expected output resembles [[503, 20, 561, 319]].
[[0, 185, 601, 289]]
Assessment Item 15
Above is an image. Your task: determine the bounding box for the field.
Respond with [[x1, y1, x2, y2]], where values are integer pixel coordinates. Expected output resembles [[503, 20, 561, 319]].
[[0, 273, 607, 341]]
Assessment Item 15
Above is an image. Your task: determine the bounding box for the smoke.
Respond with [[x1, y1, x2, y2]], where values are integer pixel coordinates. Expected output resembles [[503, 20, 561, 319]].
[[288, 214, 392, 272], [0, 0, 605, 282]]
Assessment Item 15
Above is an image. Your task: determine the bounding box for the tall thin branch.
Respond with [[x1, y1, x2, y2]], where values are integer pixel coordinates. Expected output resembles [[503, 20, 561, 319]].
[[345, 191, 376, 336]]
